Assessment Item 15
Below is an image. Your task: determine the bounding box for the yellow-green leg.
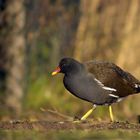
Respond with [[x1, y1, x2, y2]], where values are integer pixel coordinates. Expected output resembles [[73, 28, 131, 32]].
[[109, 105, 114, 122], [81, 105, 96, 120]]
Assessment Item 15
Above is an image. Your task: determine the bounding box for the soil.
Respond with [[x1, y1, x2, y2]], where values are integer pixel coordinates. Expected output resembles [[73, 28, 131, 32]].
[[0, 120, 140, 132], [1, 111, 140, 139]]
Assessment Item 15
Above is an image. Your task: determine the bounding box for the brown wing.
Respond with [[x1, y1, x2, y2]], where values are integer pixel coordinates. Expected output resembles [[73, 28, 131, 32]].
[[85, 61, 140, 97]]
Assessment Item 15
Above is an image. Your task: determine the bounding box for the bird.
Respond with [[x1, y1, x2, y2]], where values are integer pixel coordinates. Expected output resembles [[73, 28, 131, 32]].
[[52, 57, 140, 121]]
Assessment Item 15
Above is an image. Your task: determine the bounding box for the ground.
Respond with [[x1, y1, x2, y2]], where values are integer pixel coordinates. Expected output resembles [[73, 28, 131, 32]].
[[0, 110, 140, 139], [0, 120, 140, 140], [0, 120, 140, 131]]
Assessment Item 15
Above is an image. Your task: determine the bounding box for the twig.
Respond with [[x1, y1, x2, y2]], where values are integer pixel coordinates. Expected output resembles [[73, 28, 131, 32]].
[[40, 108, 73, 121]]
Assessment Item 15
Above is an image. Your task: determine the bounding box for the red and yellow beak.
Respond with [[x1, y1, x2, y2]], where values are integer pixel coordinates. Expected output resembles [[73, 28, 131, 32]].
[[51, 66, 61, 76]]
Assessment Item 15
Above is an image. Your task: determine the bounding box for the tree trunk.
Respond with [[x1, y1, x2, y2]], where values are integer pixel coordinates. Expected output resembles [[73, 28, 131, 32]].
[[116, 0, 140, 117], [4, 0, 26, 114], [74, 0, 136, 62]]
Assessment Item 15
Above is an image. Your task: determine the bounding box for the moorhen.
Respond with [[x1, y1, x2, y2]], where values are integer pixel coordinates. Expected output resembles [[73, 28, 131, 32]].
[[52, 58, 140, 121]]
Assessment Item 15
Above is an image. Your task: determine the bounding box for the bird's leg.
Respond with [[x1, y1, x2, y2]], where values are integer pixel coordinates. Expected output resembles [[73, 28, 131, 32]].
[[80, 105, 96, 121], [109, 105, 114, 122]]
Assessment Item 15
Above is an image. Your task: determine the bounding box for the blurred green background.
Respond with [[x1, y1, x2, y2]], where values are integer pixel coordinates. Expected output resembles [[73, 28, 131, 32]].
[[0, 0, 140, 122]]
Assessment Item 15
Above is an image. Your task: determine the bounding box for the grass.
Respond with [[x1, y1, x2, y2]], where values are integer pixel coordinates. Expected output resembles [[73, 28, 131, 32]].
[[0, 129, 140, 140]]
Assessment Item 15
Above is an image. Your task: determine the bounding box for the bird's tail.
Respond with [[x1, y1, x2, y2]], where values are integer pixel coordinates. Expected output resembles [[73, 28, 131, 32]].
[[135, 84, 140, 93]]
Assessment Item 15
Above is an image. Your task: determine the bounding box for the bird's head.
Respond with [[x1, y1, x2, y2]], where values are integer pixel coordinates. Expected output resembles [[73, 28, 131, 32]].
[[52, 58, 82, 76]]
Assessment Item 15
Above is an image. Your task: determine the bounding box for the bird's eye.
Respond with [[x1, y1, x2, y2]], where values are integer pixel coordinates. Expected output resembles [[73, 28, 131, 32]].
[[62, 63, 66, 67]]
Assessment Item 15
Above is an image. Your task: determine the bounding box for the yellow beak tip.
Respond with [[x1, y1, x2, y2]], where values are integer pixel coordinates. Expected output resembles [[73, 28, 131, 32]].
[[51, 72, 58, 76], [52, 66, 60, 76]]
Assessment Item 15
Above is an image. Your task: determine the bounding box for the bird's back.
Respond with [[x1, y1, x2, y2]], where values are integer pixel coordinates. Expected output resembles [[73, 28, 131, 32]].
[[85, 60, 140, 97]]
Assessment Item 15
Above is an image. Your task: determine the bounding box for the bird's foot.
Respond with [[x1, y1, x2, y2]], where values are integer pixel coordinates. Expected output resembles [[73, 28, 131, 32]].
[[73, 116, 89, 123], [73, 116, 81, 123], [73, 120, 81, 123]]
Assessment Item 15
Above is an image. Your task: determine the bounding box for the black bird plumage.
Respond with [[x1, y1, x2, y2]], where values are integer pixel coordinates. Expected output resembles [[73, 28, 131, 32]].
[[52, 58, 140, 121]]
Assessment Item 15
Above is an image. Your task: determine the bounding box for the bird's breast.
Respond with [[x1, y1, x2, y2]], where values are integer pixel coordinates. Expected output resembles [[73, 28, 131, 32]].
[[63, 74, 112, 104]]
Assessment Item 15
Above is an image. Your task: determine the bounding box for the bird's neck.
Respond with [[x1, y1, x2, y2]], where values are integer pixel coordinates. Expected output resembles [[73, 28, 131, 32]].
[[65, 64, 86, 77]]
